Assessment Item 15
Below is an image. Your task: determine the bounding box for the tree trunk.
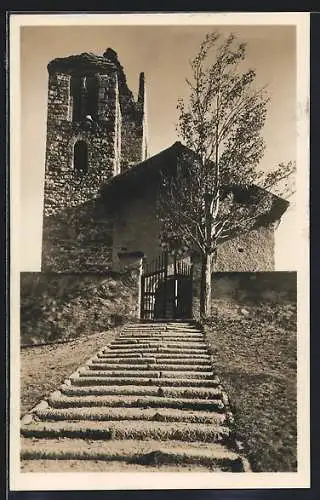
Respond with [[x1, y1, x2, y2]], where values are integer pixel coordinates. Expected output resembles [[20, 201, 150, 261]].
[[200, 252, 213, 319]]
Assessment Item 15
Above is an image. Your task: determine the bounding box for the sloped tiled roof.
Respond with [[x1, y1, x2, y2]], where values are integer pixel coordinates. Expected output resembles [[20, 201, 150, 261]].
[[103, 142, 187, 193], [101, 142, 289, 224]]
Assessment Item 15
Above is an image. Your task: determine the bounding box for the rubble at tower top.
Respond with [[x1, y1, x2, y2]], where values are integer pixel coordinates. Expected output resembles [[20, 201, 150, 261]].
[[47, 51, 116, 74]]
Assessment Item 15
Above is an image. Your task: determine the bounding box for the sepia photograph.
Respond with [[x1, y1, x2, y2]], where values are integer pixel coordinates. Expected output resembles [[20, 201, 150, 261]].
[[10, 12, 309, 491]]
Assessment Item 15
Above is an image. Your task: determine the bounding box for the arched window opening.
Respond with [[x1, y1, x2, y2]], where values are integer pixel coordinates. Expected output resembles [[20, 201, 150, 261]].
[[85, 76, 98, 119], [74, 140, 88, 174], [71, 75, 98, 122]]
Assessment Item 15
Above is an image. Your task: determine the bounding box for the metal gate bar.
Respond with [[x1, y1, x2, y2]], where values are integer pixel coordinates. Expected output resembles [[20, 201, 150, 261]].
[[141, 252, 193, 321]]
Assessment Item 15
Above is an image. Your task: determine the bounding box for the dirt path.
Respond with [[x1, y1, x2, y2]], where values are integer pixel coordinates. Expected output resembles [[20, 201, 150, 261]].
[[21, 459, 216, 472], [20, 327, 120, 417]]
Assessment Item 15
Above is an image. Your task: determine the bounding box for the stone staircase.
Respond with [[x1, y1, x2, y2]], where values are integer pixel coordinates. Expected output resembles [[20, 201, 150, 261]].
[[21, 321, 250, 472]]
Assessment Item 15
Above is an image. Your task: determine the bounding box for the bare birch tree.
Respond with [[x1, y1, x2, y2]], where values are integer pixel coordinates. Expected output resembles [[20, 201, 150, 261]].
[[157, 32, 295, 318]]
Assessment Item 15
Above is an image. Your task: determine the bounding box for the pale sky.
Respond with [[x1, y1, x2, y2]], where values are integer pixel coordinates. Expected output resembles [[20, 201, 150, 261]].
[[19, 23, 297, 271]]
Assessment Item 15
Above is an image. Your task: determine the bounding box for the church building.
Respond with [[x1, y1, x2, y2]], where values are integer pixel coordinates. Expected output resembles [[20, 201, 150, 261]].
[[40, 48, 289, 319], [42, 48, 288, 272]]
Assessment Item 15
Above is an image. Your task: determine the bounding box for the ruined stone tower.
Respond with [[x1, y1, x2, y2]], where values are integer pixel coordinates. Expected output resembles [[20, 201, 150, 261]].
[[41, 48, 148, 272]]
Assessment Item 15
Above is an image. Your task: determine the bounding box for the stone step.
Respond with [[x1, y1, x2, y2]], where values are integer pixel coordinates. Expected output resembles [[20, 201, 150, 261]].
[[122, 329, 172, 334], [34, 406, 227, 425], [123, 323, 196, 327], [117, 335, 204, 342], [98, 352, 211, 360], [82, 368, 214, 379], [102, 347, 208, 356], [21, 420, 230, 443], [20, 319, 250, 473], [121, 331, 201, 338], [121, 327, 201, 332], [118, 338, 203, 343], [62, 383, 222, 399], [49, 393, 225, 411], [165, 322, 197, 326], [108, 341, 206, 350], [134, 324, 196, 328], [92, 356, 212, 366], [21, 438, 244, 471], [114, 335, 204, 341], [124, 323, 170, 328], [87, 362, 212, 372], [164, 330, 202, 335], [74, 375, 220, 387], [125, 322, 194, 327], [165, 327, 201, 332]]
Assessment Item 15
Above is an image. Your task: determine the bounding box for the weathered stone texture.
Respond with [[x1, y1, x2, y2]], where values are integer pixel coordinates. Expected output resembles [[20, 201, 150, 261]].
[[44, 121, 116, 215], [111, 185, 276, 273], [120, 119, 144, 170], [42, 199, 113, 273], [101, 48, 146, 170], [42, 49, 148, 273], [191, 271, 296, 318], [215, 225, 275, 271], [41, 49, 279, 277], [210, 272, 297, 302], [189, 225, 274, 317], [42, 110, 116, 271], [47, 73, 71, 121], [20, 270, 140, 344]]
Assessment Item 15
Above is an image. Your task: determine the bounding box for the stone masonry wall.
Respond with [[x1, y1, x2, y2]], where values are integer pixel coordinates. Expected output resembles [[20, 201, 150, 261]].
[[111, 188, 276, 273], [191, 271, 296, 319], [215, 224, 275, 271], [20, 270, 141, 345], [42, 50, 148, 273], [42, 68, 118, 272], [210, 272, 297, 302], [188, 225, 274, 314], [43, 71, 118, 217], [102, 49, 146, 171], [112, 186, 162, 269], [42, 198, 113, 273], [120, 119, 144, 170]]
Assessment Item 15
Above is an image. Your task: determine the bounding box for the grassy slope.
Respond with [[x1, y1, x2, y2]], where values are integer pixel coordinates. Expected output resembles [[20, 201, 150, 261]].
[[203, 299, 297, 472], [20, 273, 139, 345], [20, 327, 120, 417]]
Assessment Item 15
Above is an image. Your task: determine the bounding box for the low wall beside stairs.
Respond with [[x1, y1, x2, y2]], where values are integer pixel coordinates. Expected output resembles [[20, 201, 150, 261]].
[[20, 269, 141, 345], [191, 271, 297, 318]]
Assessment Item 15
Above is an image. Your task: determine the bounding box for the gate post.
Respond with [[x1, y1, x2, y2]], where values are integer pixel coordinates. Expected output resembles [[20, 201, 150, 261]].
[[117, 251, 145, 320], [163, 251, 168, 319], [189, 263, 194, 318], [173, 254, 177, 319], [140, 274, 145, 319]]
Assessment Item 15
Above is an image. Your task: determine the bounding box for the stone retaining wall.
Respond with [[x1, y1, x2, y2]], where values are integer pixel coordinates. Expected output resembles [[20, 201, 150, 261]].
[[20, 269, 141, 345]]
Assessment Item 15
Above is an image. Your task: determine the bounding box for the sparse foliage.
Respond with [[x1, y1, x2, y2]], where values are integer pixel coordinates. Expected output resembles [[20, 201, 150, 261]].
[[157, 32, 296, 318]]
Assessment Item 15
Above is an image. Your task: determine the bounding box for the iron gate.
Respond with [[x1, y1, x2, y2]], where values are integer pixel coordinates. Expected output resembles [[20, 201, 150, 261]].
[[140, 252, 193, 320]]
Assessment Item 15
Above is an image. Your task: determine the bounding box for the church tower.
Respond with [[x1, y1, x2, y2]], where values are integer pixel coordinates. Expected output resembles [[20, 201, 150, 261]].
[[41, 49, 148, 273]]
